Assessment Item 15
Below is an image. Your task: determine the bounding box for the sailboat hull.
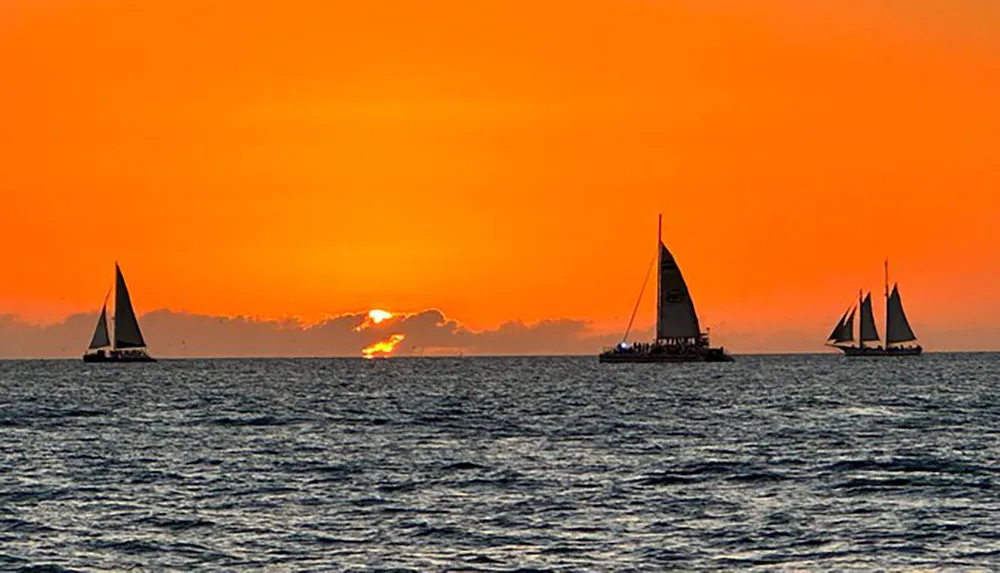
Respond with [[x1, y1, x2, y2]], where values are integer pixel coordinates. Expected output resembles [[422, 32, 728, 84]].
[[599, 346, 733, 363], [83, 349, 156, 363], [837, 345, 922, 357]]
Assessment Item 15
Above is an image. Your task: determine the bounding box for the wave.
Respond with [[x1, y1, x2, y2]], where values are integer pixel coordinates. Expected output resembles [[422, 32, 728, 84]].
[[442, 461, 489, 471], [0, 519, 56, 534], [209, 415, 292, 427], [634, 474, 699, 486], [134, 516, 216, 531], [16, 565, 83, 573], [820, 458, 988, 475]]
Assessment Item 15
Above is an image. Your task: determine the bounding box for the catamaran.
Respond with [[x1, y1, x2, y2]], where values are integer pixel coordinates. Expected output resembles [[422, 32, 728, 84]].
[[83, 263, 156, 363], [600, 215, 731, 363], [826, 260, 922, 356]]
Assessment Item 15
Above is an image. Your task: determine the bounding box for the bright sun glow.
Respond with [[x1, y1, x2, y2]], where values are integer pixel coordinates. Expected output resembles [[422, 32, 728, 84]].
[[362, 334, 406, 359], [355, 309, 395, 332], [368, 309, 392, 324]]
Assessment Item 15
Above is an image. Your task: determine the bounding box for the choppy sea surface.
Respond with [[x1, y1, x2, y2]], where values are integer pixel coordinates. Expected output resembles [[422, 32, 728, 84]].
[[1, 354, 999, 571]]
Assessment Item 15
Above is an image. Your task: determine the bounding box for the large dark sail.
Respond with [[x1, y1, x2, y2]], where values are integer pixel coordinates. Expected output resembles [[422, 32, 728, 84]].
[[656, 242, 701, 340], [859, 292, 880, 343], [827, 309, 847, 342], [113, 264, 147, 349], [886, 284, 917, 344], [839, 307, 856, 343]]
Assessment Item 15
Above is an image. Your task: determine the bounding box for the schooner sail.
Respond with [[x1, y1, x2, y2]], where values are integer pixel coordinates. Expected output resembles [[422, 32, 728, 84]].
[[826, 306, 855, 346], [826, 260, 922, 357], [83, 264, 155, 363], [600, 214, 731, 363], [859, 293, 880, 343], [885, 285, 917, 346]]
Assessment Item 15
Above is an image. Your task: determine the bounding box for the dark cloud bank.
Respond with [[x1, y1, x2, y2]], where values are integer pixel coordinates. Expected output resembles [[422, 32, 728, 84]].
[[0, 309, 634, 359], [2, 309, 994, 358]]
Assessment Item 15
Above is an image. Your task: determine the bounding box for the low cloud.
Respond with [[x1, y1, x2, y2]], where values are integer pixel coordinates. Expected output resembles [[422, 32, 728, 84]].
[[3, 309, 993, 358], [0, 309, 632, 359]]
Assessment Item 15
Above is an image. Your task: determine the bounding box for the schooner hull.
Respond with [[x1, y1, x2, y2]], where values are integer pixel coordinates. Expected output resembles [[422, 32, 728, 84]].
[[599, 347, 733, 363], [837, 345, 922, 357]]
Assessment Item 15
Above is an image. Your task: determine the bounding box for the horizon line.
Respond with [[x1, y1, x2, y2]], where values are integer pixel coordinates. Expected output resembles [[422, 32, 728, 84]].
[[2, 350, 999, 361]]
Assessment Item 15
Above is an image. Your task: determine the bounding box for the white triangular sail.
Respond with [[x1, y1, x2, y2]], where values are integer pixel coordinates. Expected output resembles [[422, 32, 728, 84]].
[[113, 264, 147, 349], [859, 292, 880, 342], [837, 307, 856, 343], [886, 284, 917, 344], [88, 304, 111, 349], [656, 242, 701, 340]]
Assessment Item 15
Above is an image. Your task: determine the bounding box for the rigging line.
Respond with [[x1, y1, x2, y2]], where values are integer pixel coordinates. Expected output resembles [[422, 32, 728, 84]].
[[622, 253, 657, 344]]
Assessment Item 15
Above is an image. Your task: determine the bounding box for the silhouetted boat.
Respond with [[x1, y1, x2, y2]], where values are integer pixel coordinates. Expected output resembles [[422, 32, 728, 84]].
[[827, 260, 922, 357], [600, 215, 732, 363], [83, 263, 156, 363]]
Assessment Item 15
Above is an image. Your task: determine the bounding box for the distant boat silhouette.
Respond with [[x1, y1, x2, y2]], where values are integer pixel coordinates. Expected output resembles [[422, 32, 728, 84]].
[[826, 260, 922, 357], [83, 263, 155, 363], [600, 215, 731, 363]]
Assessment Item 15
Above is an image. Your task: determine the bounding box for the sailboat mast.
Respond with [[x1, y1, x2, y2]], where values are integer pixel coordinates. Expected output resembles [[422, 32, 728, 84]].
[[656, 213, 662, 344], [858, 288, 863, 348], [111, 262, 118, 351], [103, 287, 112, 350], [885, 258, 889, 347]]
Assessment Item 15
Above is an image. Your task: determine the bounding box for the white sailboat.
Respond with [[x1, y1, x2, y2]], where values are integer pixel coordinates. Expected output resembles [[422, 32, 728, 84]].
[[83, 263, 155, 363], [600, 215, 731, 363], [826, 260, 922, 357]]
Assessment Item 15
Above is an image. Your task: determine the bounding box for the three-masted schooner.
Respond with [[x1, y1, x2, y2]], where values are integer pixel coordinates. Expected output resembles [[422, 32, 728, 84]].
[[826, 260, 922, 357], [600, 215, 731, 363], [83, 263, 155, 363]]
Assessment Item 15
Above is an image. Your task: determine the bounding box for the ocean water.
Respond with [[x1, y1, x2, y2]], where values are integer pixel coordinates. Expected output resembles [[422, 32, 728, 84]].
[[1, 354, 999, 571]]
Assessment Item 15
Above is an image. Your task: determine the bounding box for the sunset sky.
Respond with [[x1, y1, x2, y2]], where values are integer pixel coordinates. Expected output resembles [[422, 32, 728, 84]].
[[1, 0, 998, 354]]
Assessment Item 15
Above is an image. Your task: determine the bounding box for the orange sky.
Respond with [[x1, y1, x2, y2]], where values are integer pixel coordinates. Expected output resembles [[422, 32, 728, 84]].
[[1, 0, 998, 350]]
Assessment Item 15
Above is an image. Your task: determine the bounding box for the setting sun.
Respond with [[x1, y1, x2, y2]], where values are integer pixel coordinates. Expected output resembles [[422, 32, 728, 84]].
[[369, 310, 392, 324], [355, 309, 396, 332]]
